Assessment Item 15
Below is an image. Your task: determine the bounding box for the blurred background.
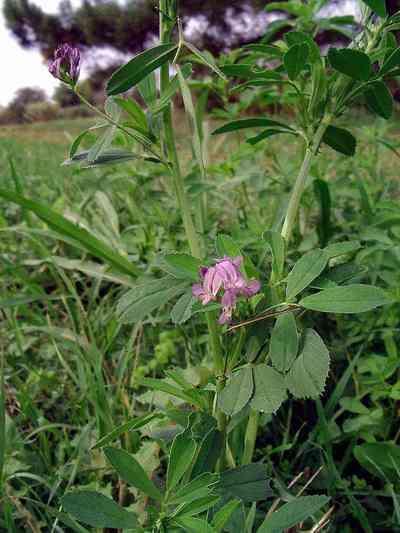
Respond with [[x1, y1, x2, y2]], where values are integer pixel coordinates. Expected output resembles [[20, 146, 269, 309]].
[[1, 0, 399, 125]]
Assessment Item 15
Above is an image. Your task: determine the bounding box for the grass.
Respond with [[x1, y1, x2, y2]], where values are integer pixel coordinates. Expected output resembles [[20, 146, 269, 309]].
[[1, 114, 400, 531]]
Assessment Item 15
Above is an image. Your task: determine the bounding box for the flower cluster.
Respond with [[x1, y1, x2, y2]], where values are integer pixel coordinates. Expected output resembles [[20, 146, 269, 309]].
[[192, 256, 261, 324], [49, 44, 81, 86]]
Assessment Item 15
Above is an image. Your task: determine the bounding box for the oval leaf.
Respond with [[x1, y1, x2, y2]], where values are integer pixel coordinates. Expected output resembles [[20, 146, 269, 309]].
[[104, 447, 162, 501], [212, 118, 294, 136], [107, 44, 177, 95], [251, 365, 287, 414], [328, 48, 371, 81], [218, 367, 254, 416], [299, 284, 391, 313], [286, 249, 329, 300], [284, 42, 309, 80], [167, 432, 197, 492], [61, 491, 137, 529], [270, 312, 299, 372], [286, 329, 330, 399], [322, 125, 356, 156], [365, 81, 393, 119]]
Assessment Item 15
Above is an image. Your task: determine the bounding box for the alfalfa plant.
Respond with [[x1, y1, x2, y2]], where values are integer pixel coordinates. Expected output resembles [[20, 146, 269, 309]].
[[0, 0, 398, 530]]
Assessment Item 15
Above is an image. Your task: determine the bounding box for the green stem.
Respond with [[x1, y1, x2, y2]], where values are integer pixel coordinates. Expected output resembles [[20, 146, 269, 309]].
[[159, 1, 225, 436], [242, 114, 331, 465], [281, 114, 331, 244]]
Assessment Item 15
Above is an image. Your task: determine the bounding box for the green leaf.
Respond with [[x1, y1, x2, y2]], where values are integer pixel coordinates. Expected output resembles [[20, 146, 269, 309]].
[[324, 240, 361, 259], [219, 463, 271, 502], [251, 365, 287, 414], [61, 491, 137, 529], [328, 48, 371, 81], [218, 367, 254, 416], [107, 43, 177, 95], [0, 188, 139, 278], [168, 473, 219, 506], [167, 432, 197, 492], [212, 118, 294, 136], [185, 41, 227, 80], [360, 0, 387, 17], [354, 442, 400, 481], [264, 230, 285, 279], [286, 249, 329, 300], [174, 494, 221, 518], [380, 47, 400, 76], [216, 234, 241, 257], [171, 290, 196, 325], [114, 97, 148, 132], [117, 277, 188, 323], [270, 313, 299, 372], [286, 329, 330, 399], [212, 499, 241, 532], [139, 377, 204, 407], [104, 447, 162, 501], [92, 413, 160, 449], [284, 43, 309, 80], [161, 253, 202, 281], [191, 429, 223, 479], [322, 125, 356, 156], [172, 515, 217, 533], [257, 495, 330, 532], [247, 128, 298, 146], [314, 179, 331, 247], [151, 63, 193, 115], [63, 149, 142, 168], [365, 81, 393, 119], [299, 284, 391, 313]]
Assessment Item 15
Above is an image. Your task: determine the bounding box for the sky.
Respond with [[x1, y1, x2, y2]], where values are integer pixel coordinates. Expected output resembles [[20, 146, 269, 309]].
[[0, 0, 359, 107]]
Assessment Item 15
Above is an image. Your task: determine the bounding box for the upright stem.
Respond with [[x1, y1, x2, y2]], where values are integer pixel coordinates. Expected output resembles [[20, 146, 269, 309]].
[[159, 0, 224, 411], [242, 114, 331, 465], [281, 114, 331, 244]]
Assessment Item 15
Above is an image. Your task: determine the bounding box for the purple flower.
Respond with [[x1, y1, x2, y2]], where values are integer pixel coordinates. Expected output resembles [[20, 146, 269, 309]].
[[192, 256, 261, 324], [49, 44, 81, 86]]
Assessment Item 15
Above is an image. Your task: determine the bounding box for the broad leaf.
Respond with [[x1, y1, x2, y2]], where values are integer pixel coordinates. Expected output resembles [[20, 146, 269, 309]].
[[171, 290, 196, 325], [219, 463, 271, 502], [360, 0, 387, 17], [270, 313, 299, 372], [167, 432, 197, 492], [299, 284, 391, 313], [251, 365, 287, 414], [365, 81, 393, 119], [257, 495, 330, 532], [286, 249, 329, 300], [328, 48, 371, 81], [61, 491, 137, 529], [218, 367, 254, 416], [322, 125, 356, 156], [107, 43, 177, 95], [324, 240, 361, 259], [286, 329, 330, 399], [104, 447, 162, 500], [284, 43, 309, 80]]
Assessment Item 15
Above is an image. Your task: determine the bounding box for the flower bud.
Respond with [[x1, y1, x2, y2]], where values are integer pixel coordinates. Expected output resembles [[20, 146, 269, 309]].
[[48, 44, 81, 86]]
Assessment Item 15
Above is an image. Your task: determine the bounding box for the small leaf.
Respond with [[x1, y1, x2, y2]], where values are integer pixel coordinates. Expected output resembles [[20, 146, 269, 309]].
[[191, 429, 223, 479], [365, 81, 393, 119], [219, 463, 271, 502], [212, 118, 294, 136], [264, 230, 285, 279], [354, 442, 400, 481], [299, 284, 391, 313], [104, 447, 162, 500], [257, 495, 330, 532], [324, 240, 361, 259], [284, 43, 309, 80], [212, 499, 241, 532], [107, 43, 177, 95], [270, 313, 299, 372], [360, 0, 387, 17], [167, 432, 197, 492], [328, 48, 371, 81], [286, 329, 330, 399], [251, 365, 287, 414], [322, 125, 356, 156], [286, 249, 329, 300], [92, 413, 160, 449], [172, 515, 217, 533], [380, 47, 400, 76], [216, 234, 242, 257], [218, 367, 254, 416], [61, 491, 137, 529], [169, 473, 219, 506], [161, 253, 202, 281], [171, 290, 196, 325]]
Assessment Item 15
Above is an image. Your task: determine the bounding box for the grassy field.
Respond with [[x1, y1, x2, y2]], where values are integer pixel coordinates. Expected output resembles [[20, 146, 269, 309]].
[[1, 114, 400, 531]]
